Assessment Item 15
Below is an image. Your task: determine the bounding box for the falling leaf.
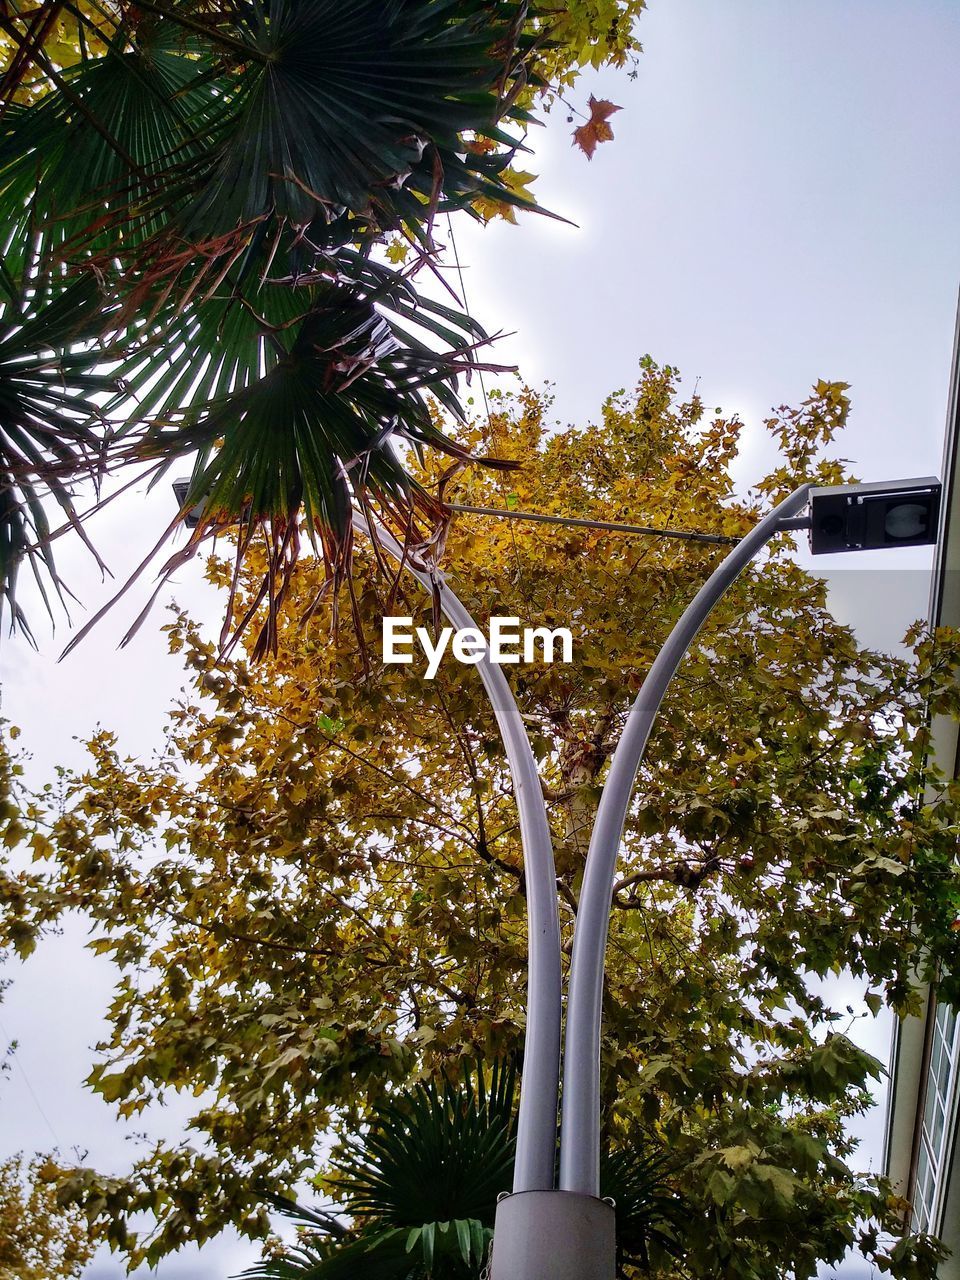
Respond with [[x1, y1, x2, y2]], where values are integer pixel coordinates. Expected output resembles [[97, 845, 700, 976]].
[[572, 95, 622, 159]]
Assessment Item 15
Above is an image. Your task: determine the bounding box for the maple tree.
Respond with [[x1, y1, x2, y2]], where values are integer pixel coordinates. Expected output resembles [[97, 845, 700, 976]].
[[2, 363, 960, 1276], [0, 1154, 96, 1280]]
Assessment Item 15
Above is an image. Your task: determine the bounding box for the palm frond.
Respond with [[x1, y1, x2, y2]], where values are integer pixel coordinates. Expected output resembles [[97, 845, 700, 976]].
[[261, 1191, 350, 1241], [58, 282, 516, 662], [236, 1228, 425, 1280], [1, 0, 542, 301], [242, 1064, 687, 1279], [240, 1061, 516, 1279], [330, 1058, 517, 1230], [126, 0, 540, 246], [0, 27, 221, 276], [0, 263, 120, 636], [600, 1146, 687, 1272]]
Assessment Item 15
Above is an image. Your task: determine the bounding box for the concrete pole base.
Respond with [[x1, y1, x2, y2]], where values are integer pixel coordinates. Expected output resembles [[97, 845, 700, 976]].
[[489, 1190, 616, 1280]]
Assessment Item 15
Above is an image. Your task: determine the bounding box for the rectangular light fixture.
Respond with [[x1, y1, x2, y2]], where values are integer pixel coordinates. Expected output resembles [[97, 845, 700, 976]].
[[808, 476, 942, 555], [171, 477, 206, 529]]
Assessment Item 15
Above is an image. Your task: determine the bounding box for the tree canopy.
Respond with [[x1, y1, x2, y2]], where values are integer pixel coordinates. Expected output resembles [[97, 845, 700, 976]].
[[0, 1153, 96, 1280], [2, 363, 960, 1276], [0, 0, 644, 649]]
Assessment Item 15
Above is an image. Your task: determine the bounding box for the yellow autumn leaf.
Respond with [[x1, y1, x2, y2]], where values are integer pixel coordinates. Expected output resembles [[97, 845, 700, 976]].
[[385, 238, 409, 265]]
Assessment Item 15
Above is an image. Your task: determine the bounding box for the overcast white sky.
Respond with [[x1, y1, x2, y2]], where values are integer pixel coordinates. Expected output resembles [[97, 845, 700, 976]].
[[2, 2, 960, 1276]]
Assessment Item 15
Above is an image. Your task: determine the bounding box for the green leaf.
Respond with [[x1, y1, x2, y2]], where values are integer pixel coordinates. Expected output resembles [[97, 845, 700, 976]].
[[750, 1163, 799, 1207], [420, 1220, 435, 1270], [716, 1144, 757, 1173], [317, 714, 346, 736], [454, 1217, 472, 1266]]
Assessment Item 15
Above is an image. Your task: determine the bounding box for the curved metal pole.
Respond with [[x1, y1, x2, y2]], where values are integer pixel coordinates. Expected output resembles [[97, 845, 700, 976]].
[[558, 484, 813, 1195], [352, 514, 562, 1192]]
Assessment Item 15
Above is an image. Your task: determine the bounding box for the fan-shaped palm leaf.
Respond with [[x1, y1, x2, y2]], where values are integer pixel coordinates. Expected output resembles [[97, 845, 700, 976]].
[[600, 1146, 686, 1271], [0, 264, 121, 637], [0, 26, 220, 277], [238, 1061, 517, 1280], [330, 1058, 517, 1230], [240, 1195, 425, 1280], [2, 2, 541, 294], [125, 0, 539, 246], [60, 281, 516, 661]]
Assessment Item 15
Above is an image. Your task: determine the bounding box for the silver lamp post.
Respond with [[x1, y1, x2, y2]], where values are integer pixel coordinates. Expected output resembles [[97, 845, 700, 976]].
[[175, 475, 942, 1278], [350, 513, 564, 1196]]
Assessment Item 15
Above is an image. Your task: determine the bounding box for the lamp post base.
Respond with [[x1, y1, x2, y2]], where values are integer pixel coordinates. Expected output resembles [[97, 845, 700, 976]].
[[490, 1190, 616, 1280]]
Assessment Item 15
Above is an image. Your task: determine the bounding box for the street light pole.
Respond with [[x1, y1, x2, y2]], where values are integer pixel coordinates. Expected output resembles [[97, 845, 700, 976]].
[[350, 513, 563, 1194], [558, 483, 813, 1196], [488, 484, 814, 1280]]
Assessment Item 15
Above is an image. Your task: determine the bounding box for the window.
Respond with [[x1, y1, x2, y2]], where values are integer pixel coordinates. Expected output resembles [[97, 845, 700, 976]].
[[914, 1002, 960, 1233]]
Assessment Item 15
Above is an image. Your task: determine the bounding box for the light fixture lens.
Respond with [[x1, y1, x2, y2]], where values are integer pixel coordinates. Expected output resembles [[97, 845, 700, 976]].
[[884, 502, 928, 541]]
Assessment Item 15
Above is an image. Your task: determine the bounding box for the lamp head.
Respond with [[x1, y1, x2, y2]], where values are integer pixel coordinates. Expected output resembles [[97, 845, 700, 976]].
[[171, 478, 206, 529], [808, 477, 941, 555]]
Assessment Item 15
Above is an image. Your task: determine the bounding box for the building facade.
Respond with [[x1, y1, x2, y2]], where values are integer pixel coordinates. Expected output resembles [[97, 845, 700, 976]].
[[883, 299, 960, 1272]]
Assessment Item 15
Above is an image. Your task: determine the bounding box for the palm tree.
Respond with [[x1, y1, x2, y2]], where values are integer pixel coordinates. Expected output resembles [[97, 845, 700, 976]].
[[239, 1061, 685, 1279], [0, 1, 547, 650]]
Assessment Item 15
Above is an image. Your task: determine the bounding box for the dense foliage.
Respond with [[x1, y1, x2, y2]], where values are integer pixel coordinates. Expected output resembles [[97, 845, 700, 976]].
[[0, 0, 644, 648], [2, 364, 960, 1275], [0, 1153, 96, 1280], [244, 1062, 521, 1279], [239, 1061, 682, 1279]]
